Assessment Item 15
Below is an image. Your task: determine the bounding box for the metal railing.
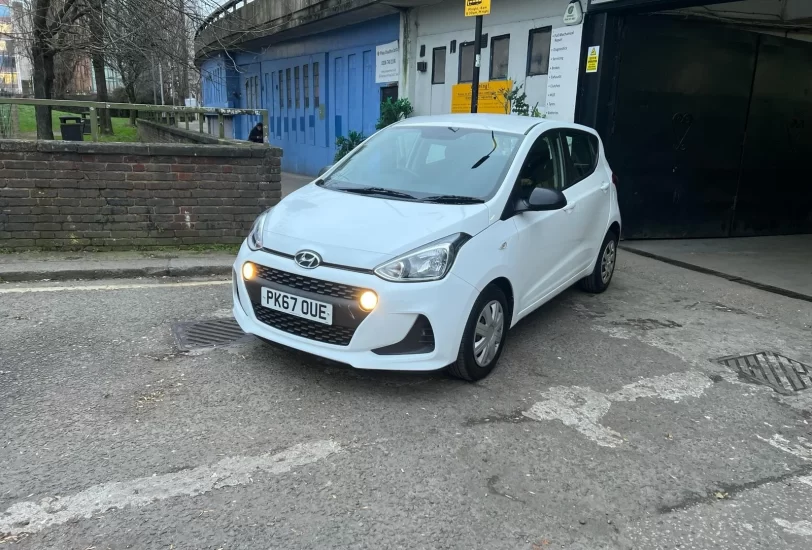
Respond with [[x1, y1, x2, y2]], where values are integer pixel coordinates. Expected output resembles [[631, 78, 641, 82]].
[[195, 0, 255, 38], [0, 97, 269, 142]]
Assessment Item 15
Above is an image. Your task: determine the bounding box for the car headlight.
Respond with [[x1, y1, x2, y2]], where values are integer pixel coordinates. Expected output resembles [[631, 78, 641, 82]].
[[247, 209, 271, 251], [374, 233, 470, 282]]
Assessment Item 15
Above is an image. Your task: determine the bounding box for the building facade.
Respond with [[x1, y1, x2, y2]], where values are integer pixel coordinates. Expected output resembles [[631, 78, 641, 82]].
[[196, 0, 812, 238]]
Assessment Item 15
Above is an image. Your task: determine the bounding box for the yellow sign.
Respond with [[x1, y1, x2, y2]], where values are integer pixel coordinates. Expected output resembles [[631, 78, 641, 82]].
[[464, 0, 491, 17], [451, 80, 512, 114], [586, 46, 600, 73]]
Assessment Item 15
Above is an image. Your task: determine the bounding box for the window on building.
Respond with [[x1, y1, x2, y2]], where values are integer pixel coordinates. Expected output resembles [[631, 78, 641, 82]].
[[294, 66, 300, 109], [432, 47, 446, 85], [313, 62, 320, 108], [458, 42, 474, 83], [278, 69, 285, 109], [303, 64, 310, 108], [490, 35, 510, 80], [527, 27, 552, 76], [285, 68, 291, 109]]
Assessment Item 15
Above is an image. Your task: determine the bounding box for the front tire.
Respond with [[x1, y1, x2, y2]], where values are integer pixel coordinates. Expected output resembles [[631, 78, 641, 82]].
[[448, 284, 509, 381], [579, 230, 618, 293]]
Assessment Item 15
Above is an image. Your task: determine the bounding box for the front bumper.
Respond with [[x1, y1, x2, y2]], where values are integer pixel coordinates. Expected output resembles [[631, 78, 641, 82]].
[[232, 244, 479, 371]]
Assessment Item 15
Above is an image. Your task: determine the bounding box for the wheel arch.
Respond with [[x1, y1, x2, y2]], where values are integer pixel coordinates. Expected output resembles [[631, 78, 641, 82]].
[[486, 276, 515, 325]]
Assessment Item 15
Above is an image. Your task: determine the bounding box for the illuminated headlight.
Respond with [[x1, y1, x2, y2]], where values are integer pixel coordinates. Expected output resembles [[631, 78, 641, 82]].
[[242, 262, 256, 280], [246, 209, 271, 251], [374, 233, 470, 282], [359, 290, 378, 311]]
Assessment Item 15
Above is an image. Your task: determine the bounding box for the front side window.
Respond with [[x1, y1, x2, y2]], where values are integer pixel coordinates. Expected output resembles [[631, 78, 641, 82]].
[[321, 126, 523, 202], [459, 42, 474, 83], [490, 35, 510, 80], [517, 132, 565, 195], [527, 27, 552, 76], [561, 130, 599, 186], [432, 47, 446, 84]]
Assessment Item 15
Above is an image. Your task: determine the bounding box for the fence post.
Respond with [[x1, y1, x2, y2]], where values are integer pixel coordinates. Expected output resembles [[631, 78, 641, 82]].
[[218, 113, 224, 139], [89, 107, 99, 142], [199, 112, 204, 134], [185, 112, 189, 131], [262, 110, 269, 143]]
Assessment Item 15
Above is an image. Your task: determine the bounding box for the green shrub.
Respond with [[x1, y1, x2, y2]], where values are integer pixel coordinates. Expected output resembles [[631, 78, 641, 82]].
[[334, 130, 366, 162], [376, 98, 413, 130]]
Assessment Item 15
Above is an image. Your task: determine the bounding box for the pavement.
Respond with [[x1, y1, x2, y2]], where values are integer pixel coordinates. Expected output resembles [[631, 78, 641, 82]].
[[2, 252, 812, 549], [621, 235, 812, 302]]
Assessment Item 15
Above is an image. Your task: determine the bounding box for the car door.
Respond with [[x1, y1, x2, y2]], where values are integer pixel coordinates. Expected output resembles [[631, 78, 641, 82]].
[[560, 129, 611, 272], [511, 130, 582, 315]]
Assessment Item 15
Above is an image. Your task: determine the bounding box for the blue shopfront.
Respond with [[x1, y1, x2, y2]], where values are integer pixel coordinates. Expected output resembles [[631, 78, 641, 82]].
[[200, 15, 400, 176]]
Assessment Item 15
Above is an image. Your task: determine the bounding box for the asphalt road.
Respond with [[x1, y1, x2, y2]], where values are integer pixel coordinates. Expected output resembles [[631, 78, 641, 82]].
[[2, 253, 812, 549]]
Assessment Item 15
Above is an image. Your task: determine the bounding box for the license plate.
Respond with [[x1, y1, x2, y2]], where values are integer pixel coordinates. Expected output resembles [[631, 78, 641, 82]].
[[260, 288, 333, 325]]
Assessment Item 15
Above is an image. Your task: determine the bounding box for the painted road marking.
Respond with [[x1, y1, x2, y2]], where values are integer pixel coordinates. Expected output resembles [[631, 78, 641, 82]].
[[0, 280, 230, 294], [0, 440, 340, 536], [775, 518, 812, 536], [756, 434, 812, 461], [522, 371, 713, 447]]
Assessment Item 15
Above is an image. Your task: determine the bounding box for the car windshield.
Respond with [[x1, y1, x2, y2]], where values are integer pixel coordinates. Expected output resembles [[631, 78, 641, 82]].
[[321, 125, 523, 202]]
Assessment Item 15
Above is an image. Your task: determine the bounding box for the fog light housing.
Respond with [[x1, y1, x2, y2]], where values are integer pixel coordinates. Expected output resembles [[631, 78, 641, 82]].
[[242, 262, 256, 280], [359, 290, 378, 311]]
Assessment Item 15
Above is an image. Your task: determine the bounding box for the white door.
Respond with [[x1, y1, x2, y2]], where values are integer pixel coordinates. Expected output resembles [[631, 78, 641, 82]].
[[560, 129, 612, 272], [512, 130, 582, 313]]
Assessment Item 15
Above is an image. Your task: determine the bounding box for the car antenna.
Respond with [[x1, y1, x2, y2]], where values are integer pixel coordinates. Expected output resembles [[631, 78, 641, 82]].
[[470, 131, 497, 169]]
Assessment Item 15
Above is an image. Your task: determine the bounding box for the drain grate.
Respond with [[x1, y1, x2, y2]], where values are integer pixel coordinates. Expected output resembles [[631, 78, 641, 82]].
[[717, 351, 812, 394], [172, 318, 247, 350]]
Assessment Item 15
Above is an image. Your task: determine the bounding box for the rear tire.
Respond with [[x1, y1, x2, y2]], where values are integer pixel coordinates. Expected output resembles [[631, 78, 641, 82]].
[[448, 284, 509, 381], [579, 230, 618, 294]]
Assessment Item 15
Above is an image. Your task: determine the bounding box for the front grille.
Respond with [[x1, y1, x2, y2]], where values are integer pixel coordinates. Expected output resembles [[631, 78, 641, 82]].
[[254, 265, 363, 300], [252, 303, 356, 346]]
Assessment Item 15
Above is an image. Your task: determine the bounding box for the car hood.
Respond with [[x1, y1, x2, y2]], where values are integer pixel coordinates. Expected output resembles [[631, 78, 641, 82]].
[[261, 184, 492, 269]]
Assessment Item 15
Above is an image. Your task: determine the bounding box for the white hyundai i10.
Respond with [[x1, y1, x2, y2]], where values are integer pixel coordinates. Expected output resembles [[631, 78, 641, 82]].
[[233, 114, 621, 380]]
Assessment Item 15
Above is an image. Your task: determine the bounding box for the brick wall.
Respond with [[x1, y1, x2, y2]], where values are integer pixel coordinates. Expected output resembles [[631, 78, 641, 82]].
[[0, 140, 281, 250]]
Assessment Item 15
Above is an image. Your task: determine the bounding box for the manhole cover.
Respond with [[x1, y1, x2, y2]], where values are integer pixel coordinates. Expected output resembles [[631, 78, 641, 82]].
[[717, 351, 812, 394], [172, 318, 247, 350]]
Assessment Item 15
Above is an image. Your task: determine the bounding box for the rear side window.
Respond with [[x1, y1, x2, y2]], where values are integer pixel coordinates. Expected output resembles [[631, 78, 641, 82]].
[[561, 130, 599, 187]]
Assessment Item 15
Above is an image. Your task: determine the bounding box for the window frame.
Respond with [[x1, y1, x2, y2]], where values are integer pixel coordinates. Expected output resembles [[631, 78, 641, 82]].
[[458, 41, 475, 83], [303, 64, 310, 108], [526, 26, 553, 77], [294, 66, 300, 109], [431, 46, 446, 85], [489, 34, 510, 81], [559, 129, 600, 188], [285, 68, 292, 109], [313, 62, 320, 108]]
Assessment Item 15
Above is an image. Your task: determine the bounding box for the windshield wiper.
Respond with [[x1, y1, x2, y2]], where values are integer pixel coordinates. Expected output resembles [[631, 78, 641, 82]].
[[420, 194, 485, 204], [333, 186, 418, 200]]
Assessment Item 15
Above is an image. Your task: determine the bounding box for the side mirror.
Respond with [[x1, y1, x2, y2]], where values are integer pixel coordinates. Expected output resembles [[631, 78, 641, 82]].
[[516, 187, 567, 212], [317, 165, 333, 177]]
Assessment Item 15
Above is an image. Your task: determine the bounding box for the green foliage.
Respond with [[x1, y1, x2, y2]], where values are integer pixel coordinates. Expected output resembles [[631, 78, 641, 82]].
[[376, 98, 413, 130], [501, 81, 545, 118], [334, 130, 366, 162]]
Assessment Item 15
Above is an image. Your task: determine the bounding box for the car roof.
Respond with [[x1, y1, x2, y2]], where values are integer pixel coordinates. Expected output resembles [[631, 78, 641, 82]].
[[394, 114, 554, 135]]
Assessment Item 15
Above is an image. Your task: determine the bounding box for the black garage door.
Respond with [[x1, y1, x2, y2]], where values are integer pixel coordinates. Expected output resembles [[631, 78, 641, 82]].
[[605, 16, 812, 238]]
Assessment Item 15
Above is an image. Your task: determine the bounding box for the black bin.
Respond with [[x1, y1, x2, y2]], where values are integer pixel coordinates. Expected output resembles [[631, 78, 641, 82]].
[[59, 116, 84, 141]]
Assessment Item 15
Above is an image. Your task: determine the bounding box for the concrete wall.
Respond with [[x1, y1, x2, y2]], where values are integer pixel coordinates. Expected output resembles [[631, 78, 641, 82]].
[[136, 119, 248, 145], [407, 0, 572, 117], [0, 140, 281, 250]]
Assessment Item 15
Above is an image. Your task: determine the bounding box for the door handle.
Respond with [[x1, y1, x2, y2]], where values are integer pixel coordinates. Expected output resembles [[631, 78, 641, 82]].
[[600, 182, 610, 192]]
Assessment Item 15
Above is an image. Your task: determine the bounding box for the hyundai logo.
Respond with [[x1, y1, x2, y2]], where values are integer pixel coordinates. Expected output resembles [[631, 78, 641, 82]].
[[294, 250, 322, 269]]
